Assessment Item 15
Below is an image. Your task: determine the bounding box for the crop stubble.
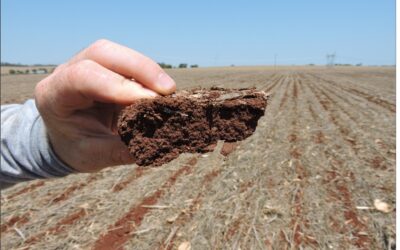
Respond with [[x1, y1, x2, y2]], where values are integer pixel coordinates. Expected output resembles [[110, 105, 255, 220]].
[[0, 66, 395, 249]]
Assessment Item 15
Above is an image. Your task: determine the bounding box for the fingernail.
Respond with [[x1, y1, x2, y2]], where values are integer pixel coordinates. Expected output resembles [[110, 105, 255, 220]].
[[156, 72, 176, 92]]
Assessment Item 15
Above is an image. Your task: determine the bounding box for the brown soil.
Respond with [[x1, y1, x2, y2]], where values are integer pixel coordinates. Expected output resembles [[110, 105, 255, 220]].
[[161, 167, 222, 249], [0, 213, 29, 233], [112, 167, 146, 192], [118, 88, 268, 166], [6, 180, 45, 200], [220, 142, 238, 156], [49, 174, 98, 203], [93, 158, 197, 250], [25, 208, 87, 246]]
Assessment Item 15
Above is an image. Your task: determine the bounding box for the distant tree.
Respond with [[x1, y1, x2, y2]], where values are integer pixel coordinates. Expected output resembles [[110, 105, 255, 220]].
[[308, 63, 315, 66], [230, 64, 235, 67], [25, 69, 30, 74], [9, 69, 16, 74], [335, 63, 352, 66], [32, 69, 37, 74], [2, 62, 27, 67], [39, 68, 48, 73], [356, 63, 362, 66], [158, 62, 172, 69], [178, 63, 188, 68], [190, 64, 199, 68]]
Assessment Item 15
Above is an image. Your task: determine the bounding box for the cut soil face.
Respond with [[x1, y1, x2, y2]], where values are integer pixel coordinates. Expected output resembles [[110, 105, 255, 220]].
[[118, 88, 268, 166]]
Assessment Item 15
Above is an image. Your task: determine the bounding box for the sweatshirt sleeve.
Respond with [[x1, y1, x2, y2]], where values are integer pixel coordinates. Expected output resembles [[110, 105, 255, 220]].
[[1, 99, 76, 189]]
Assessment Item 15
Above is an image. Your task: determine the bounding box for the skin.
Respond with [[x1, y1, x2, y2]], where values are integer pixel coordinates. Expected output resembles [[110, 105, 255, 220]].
[[35, 39, 176, 172]]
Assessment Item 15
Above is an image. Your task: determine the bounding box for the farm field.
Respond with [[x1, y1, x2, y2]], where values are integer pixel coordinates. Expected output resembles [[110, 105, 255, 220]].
[[0, 66, 396, 249], [1, 66, 56, 76]]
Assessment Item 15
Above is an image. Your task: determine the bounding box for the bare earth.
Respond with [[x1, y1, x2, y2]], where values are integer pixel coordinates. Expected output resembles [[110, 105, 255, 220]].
[[0, 66, 395, 249]]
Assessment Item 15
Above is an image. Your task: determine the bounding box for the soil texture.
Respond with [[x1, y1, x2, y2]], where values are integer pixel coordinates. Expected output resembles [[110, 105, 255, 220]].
[[118, 88, 268, 166]]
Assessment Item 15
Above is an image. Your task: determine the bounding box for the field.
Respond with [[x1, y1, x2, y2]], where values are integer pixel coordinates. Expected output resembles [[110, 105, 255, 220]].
[[1, 66, 56, 76], [1, 66, 395, 249]]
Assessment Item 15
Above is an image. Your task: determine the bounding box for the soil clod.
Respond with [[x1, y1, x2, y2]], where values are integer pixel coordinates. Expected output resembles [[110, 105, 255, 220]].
[[118, 88, 268, 166]]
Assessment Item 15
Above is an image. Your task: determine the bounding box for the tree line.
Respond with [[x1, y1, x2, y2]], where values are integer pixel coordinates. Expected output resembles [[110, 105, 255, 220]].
[[8, 68, 53, 75], [1, 62, 57, 67], [158, 62, 198, 69]]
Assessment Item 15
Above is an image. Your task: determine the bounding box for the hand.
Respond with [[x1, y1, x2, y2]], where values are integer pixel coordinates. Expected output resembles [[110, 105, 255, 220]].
[[34, 39, 176, 172]]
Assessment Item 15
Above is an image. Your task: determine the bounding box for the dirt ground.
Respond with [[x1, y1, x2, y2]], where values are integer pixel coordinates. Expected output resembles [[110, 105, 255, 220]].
[[0, 66, 395, 249]]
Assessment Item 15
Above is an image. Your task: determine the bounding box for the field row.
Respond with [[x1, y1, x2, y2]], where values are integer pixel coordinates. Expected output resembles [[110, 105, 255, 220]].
[[1, 67, 395, 249]]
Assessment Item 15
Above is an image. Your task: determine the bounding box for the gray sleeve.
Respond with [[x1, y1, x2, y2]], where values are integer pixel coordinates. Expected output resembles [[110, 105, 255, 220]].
[[1, 99, 76, 189]]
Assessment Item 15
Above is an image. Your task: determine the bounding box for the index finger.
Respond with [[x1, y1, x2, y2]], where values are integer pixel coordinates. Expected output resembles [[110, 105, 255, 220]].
[[68, 39, 176, 95]]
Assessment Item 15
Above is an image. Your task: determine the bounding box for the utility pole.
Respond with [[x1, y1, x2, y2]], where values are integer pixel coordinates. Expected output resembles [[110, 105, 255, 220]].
[[326, 52, 336, 67]]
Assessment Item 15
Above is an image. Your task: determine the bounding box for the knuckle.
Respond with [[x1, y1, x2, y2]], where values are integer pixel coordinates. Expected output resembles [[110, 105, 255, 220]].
[[132, 55, 162, 79], [34, 80, 46, 103], [76, 59, 97, 69], [86, 39, 112, 55], [66, 59, 96, 83], [94, 38, 111, 46], [34, 78, 53, 115]]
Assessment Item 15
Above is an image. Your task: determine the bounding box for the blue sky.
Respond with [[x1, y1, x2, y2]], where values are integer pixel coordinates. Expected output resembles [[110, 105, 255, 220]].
[[1, 0, 395, 66]]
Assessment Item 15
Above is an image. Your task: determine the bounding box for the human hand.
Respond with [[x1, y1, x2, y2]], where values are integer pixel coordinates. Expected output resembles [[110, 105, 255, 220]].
[[34, 39, 176, 172]]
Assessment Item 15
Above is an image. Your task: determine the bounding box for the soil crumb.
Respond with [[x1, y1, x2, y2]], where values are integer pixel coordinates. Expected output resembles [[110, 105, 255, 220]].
[[220, 142, 238, 156]]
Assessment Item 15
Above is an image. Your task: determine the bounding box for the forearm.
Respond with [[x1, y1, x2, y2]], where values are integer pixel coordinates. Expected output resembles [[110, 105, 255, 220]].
[[1, 100, 76, 189]]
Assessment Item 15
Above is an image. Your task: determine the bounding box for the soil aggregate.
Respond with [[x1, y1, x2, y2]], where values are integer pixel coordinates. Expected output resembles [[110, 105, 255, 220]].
[[118, 88, 268, 166]]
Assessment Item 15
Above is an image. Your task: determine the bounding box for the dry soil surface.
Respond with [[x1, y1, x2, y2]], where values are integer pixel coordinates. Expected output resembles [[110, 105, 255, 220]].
[[1, 66, 395, 250]]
